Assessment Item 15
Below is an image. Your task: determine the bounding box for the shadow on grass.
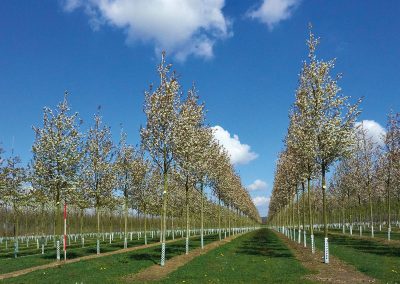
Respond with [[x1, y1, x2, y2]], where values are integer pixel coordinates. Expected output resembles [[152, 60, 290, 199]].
[[41, 250, 86, 260], [0, 249, 50, 259], [130, 252, 159, 264], [129, 238, 212, 265], [129, 243, 185, 265], [327, 234, 400, 257], [236, 229, 293, 258]]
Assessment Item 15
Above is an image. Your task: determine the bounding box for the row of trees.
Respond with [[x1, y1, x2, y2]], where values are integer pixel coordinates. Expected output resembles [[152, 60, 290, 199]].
[[267, 27, 398, 264], [0, 53, 260, 264], [328, 114, 399, 236]]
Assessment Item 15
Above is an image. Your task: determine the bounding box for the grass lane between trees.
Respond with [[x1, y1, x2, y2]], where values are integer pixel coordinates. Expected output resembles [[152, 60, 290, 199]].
[[1, 233, 221, 283], [313, 231, 400, 283], [158, 228, 312, 284], [0, 236, 164, 275], [2, 229, 313, 283]]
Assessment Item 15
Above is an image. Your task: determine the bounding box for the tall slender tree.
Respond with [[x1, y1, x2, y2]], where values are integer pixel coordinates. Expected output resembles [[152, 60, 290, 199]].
[[31, 93, 82, 239], [1, 153, 26, 257], [353, 122, 379, 237], [140, 52, 180, 266], [381, 112, 400, 239], [82, 111, 115, 254], [115, 130, 135, 248], [173, 87, 207, 253], [290, 27, 360, 263]]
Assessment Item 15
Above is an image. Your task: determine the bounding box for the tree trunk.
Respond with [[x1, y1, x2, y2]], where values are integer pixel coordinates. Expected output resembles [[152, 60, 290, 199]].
[[307, 178, 313, 236], [387, 173, 391, 240], [171, 214, 174, 240], [218, 196, 221, 240], [160, 164, 168, 266], [291, 191, 295, 240], [14, 210, 19, 258], [322, 163, 329, 264], [41, 204, 45, 236], [322, 164, 327, 237], [185, 177, 190, 254], [109, 209, 112, 240], [144, 209, 147, 245], [228, 204, 231, 236], [200, 182, 204, 249], [296, 187, 300, 243], [367, 181, 374, 237], [56, 188, 61, 239], [96, 206, 100, 240], [124, 192, 128, 248]]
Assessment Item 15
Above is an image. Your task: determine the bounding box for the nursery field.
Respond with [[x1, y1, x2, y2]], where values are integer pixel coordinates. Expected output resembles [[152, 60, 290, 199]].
[[2, 228, 400, 283], [0, 228, 307, 283], [313, 231, 400, 283], [1, 7, 399, 284], [0, 232, 168, 275]]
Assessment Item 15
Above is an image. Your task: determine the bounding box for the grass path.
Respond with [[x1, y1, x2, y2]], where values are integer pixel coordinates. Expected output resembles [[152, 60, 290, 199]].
[[0, 233, 223, 283], [0, 238, 162, 275], [277, 232, 375, 283], [157, 228, 312, 284], [123, 232, 243, 282], [313, 232, 400, 283], [4, 228, 389, 283], [0, 237, 177, 281]]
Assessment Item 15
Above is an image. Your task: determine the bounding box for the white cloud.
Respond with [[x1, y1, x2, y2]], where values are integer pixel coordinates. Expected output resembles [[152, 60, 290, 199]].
[[252, 196, 270, 207], [248, 179, 267, 191], [355, 120, 386, 146], [253, 196, 270, 216], [63, 0, 231, 60], [247, 0, 300, 30], [211, 125, 258, 165], [64, 0, 81, 11]]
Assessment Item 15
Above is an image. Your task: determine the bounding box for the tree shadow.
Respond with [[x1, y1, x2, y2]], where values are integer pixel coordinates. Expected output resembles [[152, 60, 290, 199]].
[[40, 251, 84, 260], [236, 229, 293, 258], [329, 234, 400, 257], [130, 252, 159, 264], [129, 243, 187, 265]]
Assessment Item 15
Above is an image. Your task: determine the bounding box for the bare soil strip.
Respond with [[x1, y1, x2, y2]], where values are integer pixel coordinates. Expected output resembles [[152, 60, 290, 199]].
[[123, 233, 243, 283], [0, 238, 181, 280], [275, 232, 376, 283]]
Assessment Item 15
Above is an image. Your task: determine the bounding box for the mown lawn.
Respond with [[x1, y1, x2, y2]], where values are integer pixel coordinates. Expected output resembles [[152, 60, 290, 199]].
[[313, 231, 400, 283], [159, 228, 313, 284]]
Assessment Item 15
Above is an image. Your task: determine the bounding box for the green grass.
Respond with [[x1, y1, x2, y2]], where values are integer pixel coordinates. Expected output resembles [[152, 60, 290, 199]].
[[159, 229, 313, 284], [328, 227, 400, 241], [0, 235, 148, 258], [0, 237, 162, 275], [1, 234, 220, 283], [313, 231, 400, 283]]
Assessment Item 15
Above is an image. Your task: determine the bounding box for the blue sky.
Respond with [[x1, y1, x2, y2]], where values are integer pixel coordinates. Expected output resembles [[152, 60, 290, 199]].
[[0, 0, 399, 216]]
